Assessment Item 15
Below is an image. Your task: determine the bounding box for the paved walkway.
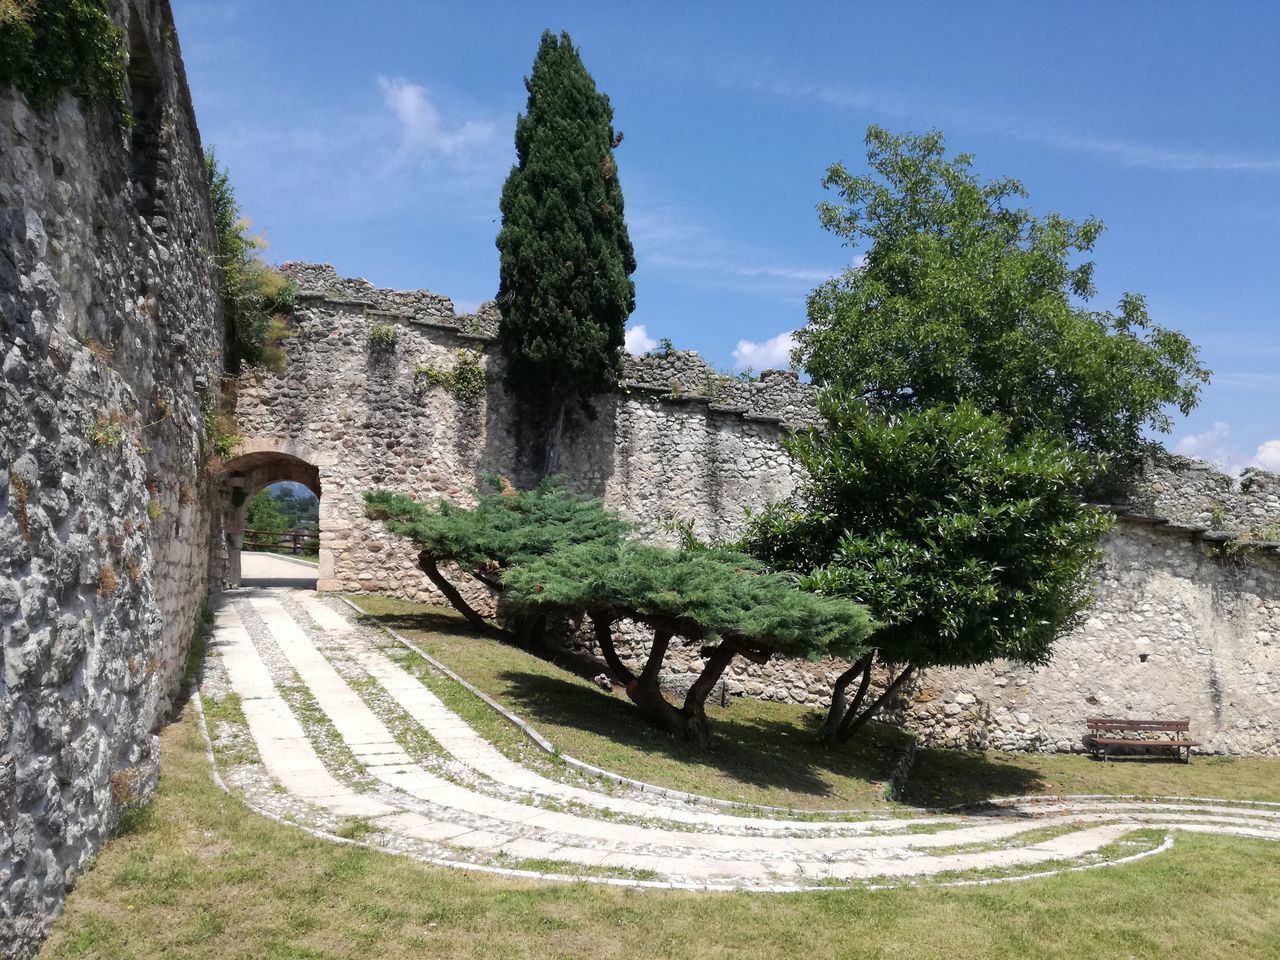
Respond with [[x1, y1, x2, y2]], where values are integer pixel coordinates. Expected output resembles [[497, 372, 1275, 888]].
[[202, 581, 1280, 890]]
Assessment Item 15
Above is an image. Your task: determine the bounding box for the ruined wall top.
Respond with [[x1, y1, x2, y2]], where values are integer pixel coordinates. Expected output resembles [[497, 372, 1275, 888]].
[[278, 262, 820, 428]]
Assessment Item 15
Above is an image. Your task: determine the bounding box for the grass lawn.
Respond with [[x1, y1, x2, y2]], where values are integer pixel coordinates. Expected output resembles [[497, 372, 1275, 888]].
[[348, 596, 1280, 811], [39, 710, 1280, 959], [347, 596, 912, 811]]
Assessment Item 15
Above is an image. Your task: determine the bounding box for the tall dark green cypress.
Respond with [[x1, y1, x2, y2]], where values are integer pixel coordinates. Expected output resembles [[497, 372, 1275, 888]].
[[496, 31, 636, 469]]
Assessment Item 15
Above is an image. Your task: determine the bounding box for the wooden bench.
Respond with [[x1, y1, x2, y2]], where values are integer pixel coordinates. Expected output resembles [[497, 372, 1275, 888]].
[[1085, 717, 1200, 763]]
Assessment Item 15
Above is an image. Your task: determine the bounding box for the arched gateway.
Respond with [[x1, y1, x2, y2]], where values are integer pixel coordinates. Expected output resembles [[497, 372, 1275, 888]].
[[219, 440, 328, 588]]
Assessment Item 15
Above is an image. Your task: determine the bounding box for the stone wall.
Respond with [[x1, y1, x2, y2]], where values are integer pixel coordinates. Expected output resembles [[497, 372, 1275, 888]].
[[0, 3, 223, 956], [232, 264, 1280, 760], [1132, 450, 1280, 536], [228, 264, 809, 598]]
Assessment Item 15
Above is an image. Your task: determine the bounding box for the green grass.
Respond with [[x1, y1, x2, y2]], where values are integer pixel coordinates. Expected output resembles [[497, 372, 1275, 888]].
[[39, 712, 1280, 959], [347, 596, 911, 811], [346, 596, 1280, 811]]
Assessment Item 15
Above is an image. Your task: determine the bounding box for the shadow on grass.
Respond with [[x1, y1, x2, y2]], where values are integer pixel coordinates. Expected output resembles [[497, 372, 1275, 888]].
[[494, 668, 913, 801], [357, 600, 1057, 808], [904, 747, 1049, 808]]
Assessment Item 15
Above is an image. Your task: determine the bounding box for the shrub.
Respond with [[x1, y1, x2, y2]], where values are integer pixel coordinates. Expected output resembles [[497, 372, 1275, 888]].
[[206, 151, 298, 373], [0, 0, 128, 122], [414, 349, 487, 400]]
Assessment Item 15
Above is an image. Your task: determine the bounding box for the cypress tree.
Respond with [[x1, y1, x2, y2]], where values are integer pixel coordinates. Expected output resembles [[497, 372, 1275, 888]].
[[496, 30, 636, 471]]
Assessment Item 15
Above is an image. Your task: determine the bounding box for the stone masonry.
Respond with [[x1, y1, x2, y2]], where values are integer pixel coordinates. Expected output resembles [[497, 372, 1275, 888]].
[[231, 265, 1280, 760], [0, 3, 224, 956]]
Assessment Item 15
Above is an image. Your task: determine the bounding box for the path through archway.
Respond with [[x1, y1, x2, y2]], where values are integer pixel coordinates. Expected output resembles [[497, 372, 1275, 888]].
[[220, 450, 323, 588]]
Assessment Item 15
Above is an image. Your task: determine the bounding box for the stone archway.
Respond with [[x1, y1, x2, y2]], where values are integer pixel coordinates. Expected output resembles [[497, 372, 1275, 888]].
[[219, 445, 323, 588]]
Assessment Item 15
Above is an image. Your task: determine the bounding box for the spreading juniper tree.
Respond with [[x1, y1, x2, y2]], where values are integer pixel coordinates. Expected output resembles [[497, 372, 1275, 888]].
[[496, 30, 636, 475], [745, 398, 1113, 747], [503, 542, 873, 748], [796, 126, 1210, 497], [363, 479, 625, 644]]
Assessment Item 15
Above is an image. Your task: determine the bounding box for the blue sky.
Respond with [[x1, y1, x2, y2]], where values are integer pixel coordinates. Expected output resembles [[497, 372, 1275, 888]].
[[171, 1, 1280, 472]]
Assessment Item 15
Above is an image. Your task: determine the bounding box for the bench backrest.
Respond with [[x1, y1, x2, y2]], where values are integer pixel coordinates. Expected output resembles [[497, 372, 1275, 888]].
[[1087, 717, 1190, 733]]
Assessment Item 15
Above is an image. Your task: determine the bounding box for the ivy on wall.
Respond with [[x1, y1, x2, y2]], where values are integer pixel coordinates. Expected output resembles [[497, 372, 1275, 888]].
[[0, 0, 130, 121]]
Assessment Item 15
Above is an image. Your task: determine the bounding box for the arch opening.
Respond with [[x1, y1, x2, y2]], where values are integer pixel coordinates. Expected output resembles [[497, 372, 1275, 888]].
[[220, 451, 323, 589]]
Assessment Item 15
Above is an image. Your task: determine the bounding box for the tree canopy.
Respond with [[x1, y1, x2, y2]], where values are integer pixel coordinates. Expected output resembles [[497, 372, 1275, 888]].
[[745, 396, 1112, 745], [505, 541, 873, 747], [495, 30, 636, 461], [366, 481, 873, 748], [795, 126, 1210, 493], [364, 479, 625, 639]]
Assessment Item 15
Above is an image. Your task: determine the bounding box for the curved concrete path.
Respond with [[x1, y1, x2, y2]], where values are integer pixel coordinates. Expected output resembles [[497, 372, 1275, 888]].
[[203, 577, 1280, 890]]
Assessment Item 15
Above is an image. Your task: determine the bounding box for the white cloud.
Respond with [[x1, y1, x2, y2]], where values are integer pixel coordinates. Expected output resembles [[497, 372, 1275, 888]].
[[1173, 422, 1280, 476], [628, 203, 842, 294], [732, 330, 796, 371], [1251, 439, 1280, 472], [728, 72, 1280, 174], [1175, 421, 1235, 467], [378, 76, 494, 163], [624, 324, 657, 355]]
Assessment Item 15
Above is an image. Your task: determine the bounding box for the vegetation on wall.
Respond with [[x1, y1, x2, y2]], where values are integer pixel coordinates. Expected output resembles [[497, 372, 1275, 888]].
[[206, 150, 297, 374], [495, 30, 636, 471], [795, 126, 1210, 496], [0, 0, 129, 121], [414, 349, 487, 400]]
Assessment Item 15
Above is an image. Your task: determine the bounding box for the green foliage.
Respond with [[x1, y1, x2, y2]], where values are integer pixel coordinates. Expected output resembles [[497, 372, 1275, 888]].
[[504, 541, 873, 659], [796, 126, 1210, 491], [745, 397, 1113, 669], [89, 413, 127, 447], [263, 484, 318, 529], [496, 30, 636, 417], [414, 349, 487, 400], [364, 479, 625, 572], [201, 402, 241, 461], [206, 151, 298, 373], [368, 323, 399, 350], [0, 0, 128, 121], [245, 489, 287, 533]]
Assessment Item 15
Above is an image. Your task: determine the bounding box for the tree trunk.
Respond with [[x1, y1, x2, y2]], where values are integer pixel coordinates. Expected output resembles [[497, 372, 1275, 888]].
[[678, 640, 740, 749], [418, 552, 508, 640], [592, 615, 635, 685], [836, 663, 917, 745], [543, 401, 567, 477], [624, 629, 687, 737], [822, 653, 872, 747]]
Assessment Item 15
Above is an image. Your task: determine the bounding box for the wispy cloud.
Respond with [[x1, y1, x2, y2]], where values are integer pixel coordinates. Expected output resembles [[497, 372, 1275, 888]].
[[629, 203, 843, 293], [624, 323, 657, 355], [725, 72, 1280, 175], [377, 76, 496, 165], [732, 330, 796, 371]]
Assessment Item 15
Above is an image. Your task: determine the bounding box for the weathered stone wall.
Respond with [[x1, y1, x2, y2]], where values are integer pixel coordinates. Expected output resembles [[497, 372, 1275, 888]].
[[230, 264, 808, 598], [0, 2, 223, 955], [235, 265, 1280, 760], [1131, 450, 1280, 535]]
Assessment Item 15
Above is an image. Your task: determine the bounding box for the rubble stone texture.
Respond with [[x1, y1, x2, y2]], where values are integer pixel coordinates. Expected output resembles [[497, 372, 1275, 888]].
[[0, 2, 223, 956], [233, 267, 1280, 761]]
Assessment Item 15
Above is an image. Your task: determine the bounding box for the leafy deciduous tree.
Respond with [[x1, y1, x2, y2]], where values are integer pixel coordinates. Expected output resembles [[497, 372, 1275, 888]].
[[746, 397, 1112, 746], [796, 126, 1210, 494]]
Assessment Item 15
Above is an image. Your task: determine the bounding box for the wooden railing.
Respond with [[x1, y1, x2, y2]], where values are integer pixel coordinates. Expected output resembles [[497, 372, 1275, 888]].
[[242, 527, 320, 556]]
